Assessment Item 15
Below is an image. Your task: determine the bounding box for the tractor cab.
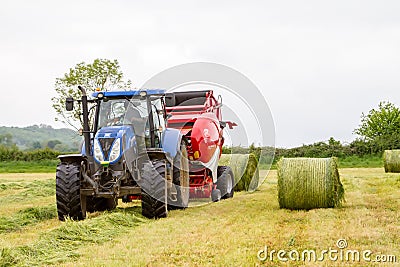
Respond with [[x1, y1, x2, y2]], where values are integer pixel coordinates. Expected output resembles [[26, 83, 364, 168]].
[[89, 90, 166, 169]]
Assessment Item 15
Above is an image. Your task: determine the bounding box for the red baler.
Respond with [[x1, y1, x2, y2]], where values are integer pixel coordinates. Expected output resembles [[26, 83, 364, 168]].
[[165, 90, 236, 200]]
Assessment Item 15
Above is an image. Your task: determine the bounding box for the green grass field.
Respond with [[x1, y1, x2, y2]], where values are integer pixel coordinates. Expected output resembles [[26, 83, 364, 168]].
[[0, 160, 59, 173], [0, 167, 399, 266]]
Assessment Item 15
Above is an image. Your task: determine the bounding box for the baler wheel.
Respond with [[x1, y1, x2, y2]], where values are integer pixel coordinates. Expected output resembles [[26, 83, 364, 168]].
[[211, 188, 222, 202], [169, 141, 190, 209], [217, 166, 235, 199]]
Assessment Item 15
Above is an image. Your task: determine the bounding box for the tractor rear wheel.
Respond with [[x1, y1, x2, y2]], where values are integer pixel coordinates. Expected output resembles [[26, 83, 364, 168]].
[[217, 166, 235, 199], [169, 141, 190, 209], [141, 160, 168, 219], [56, 162, 85, 221]]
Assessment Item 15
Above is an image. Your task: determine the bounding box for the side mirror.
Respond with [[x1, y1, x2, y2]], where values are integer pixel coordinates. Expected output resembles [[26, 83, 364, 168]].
[[66, 97, 74, 111]]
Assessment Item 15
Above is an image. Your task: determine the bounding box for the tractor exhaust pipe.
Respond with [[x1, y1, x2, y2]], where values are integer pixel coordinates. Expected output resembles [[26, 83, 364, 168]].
[[78, 86, 91, 157]]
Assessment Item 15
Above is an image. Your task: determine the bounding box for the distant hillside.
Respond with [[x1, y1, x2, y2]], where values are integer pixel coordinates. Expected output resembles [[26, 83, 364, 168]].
[[0, 124, 82, 151]]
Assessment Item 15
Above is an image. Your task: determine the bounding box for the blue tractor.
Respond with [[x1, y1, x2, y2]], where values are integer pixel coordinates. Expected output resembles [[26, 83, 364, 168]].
[[56, 86, 189, 220]]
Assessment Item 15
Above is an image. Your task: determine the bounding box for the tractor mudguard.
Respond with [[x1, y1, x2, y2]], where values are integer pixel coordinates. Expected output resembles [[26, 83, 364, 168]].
[[161, 128, 183, 158], [58, 154, 87, 164]]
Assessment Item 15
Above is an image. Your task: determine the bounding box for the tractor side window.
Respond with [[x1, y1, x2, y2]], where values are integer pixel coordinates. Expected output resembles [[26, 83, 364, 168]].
[[151, 104, 161, 147], [151, 98, 164, 147], [152, 99, 165, 130]]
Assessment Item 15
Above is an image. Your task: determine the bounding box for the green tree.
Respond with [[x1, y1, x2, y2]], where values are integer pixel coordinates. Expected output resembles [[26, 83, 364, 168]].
[[54, 143, 71, 152], [354, 101, 400, 140], [32, 141, 42, 149], [52, 59, 132, 128], [354, 101, 400, 151], [0, 133, 14, 147], [46, 140, 62, 149]]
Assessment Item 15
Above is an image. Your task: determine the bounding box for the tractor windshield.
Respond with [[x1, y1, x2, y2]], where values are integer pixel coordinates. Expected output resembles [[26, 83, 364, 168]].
[[96, 95, 165, 148], [97, 98, 148, 129]]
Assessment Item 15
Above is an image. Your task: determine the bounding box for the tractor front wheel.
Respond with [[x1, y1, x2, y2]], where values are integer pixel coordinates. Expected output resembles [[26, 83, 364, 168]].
[[56, 162, 85, 221], [141, 160, 168, 219]]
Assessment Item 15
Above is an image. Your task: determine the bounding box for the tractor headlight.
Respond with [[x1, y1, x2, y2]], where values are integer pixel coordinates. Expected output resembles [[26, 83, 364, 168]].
[[94, 139, 104, 162], [109, 138, 121, 162]]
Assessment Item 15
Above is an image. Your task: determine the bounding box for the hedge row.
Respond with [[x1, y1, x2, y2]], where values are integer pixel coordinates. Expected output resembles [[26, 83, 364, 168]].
[[223, 137, 400, 167], [0, 146, 61, 162], [2, 136, 398, 163]]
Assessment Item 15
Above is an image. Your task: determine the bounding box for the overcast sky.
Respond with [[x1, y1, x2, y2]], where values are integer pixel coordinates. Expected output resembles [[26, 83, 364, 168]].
[[1, 0, 400, 148]]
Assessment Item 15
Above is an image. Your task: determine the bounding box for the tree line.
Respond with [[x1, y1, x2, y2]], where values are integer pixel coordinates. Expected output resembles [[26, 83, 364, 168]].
[[0, 125, 81, 152], [223, 136, 399, 168]]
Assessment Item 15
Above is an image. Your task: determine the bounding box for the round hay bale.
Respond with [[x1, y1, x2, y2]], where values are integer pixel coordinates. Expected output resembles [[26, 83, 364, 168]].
[[277, 157, 344, 210], [219, 153, 259, 192], [383, 150, 400, 173]]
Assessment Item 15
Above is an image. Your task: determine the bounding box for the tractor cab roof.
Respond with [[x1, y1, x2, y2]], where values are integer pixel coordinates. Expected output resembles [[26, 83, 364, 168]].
[[92, 89, 165, 98]]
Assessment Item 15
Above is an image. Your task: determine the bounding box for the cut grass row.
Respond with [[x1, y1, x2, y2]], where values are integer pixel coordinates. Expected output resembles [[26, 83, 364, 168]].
[[0, 178, 55, 217], [0, 174, 57, 240], [0, 205, 56, 234], [0, 211, 145, 267]]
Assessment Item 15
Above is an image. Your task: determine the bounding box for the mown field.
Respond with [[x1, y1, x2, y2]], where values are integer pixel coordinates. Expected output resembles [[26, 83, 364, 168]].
[[0, 168, 399, 266]]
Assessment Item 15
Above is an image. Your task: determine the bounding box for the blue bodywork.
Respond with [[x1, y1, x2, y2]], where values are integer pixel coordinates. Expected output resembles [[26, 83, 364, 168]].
[[162, 128, 182, 158], [94, 126, 135, 164], [80, 89, 182, 165]]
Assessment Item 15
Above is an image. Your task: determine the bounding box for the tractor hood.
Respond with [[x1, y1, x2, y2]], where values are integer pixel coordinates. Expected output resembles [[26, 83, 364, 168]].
[[93, 126, 136, 165]]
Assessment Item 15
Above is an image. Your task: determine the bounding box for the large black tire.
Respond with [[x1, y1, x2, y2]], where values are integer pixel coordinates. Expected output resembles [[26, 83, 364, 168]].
[[217, 166, 235, 199], [169, 142, 190, 210], [56, 162, 85, 221], [141, 160, 168, 219]]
